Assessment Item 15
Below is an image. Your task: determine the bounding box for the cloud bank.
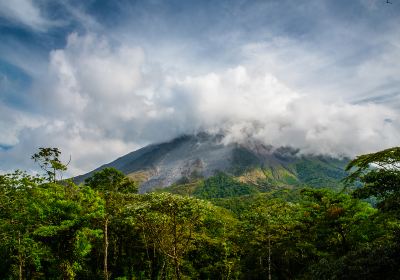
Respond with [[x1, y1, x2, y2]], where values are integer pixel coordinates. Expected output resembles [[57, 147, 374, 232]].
[[1, 32, 399, 175]]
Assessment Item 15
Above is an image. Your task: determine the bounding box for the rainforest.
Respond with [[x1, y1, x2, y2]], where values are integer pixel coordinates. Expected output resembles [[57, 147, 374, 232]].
[[1, 147, 400, 279]]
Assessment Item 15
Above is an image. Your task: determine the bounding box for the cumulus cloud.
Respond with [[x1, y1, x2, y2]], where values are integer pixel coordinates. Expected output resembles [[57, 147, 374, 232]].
[[5, 33, 147, 174], [164, 66, 399, 157], [1, 30, 399, 176]]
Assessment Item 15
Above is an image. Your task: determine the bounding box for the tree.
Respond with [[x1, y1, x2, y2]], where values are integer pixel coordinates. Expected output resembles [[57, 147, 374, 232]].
[[84, 167, 138, 194], [0, 170, 104, 280], [345, 147, 400, 212], [300, 188, 376, 255], [240, 195, 303, 279], [31, 147, 69, 183], [128, 193, 230, 280], [0, 171, 46, 279], [31, 182, 104, 279], [84, 168, 138, 280]]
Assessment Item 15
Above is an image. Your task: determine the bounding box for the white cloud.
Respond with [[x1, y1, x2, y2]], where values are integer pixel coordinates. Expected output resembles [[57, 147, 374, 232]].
[[1, 32, 399, 176], [0, 102, 43, 145], [165, 67, 399, 157], [0, 0, 62, 31], [239, 22, 400, 109]]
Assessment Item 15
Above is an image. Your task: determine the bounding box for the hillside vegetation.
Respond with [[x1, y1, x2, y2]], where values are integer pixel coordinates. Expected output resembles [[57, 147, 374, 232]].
[[1, 147, 400, 279]]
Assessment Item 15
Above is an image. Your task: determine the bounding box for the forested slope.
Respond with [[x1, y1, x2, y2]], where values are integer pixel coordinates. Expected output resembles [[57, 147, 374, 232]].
[[1, 147, 400, 279]]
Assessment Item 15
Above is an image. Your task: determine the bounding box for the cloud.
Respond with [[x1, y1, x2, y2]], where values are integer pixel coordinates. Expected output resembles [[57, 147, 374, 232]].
[[1, 1, 400, 176], [2, 32, 398, 176], [4, 33, 147, 174], [0, 102, 43, 145], [164, 66, 399, 157], [0, 0, 62, 31], [240, 27, 400, 107]]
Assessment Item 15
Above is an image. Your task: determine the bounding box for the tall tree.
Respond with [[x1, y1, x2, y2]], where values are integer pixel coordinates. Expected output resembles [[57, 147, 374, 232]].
[[31, 147, 69, 183], [128, 193, 234, 279], [0, 171, 45, 279], [84, 167, 138, 280]]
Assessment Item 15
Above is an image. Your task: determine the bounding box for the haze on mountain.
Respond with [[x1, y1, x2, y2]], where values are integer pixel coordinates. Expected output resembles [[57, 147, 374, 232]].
[[0, 0, 399, 176]]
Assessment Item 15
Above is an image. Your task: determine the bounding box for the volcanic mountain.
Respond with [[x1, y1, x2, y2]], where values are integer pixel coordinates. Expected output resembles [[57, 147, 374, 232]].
[[75, 133, 349, 193]]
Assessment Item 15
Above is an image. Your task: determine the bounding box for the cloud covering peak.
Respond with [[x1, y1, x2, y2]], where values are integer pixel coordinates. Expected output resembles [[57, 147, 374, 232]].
[[0, 0, 399, 175]]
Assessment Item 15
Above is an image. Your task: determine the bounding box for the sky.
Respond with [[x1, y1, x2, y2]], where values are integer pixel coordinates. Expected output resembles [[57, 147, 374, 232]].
[[0, 0, 399, 176]]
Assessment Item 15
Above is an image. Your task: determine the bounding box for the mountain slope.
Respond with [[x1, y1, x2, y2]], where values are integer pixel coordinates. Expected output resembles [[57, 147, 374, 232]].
[[75, 133, 349, 192]]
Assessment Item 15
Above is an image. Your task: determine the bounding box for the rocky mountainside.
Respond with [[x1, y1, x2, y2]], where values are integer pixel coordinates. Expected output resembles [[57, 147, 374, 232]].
[[75, 133, 349, 192]]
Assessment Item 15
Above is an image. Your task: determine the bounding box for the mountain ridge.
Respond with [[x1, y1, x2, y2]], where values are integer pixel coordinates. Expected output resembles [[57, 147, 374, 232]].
[[74, 133, 349, 192]]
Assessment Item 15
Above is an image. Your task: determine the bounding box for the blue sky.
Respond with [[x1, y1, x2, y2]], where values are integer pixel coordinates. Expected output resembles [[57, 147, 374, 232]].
[[0, 0, 399, 175]]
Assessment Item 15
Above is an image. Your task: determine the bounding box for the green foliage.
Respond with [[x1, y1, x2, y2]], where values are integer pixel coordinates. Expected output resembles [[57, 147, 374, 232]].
[[193, 172, 258, 199], [0, 170, 104, 279], [84, 167, 138, 193], [255, 166, 300, 189], [299, 188, 377, 254], [118, 192, 241, 279], [31, 147, 68, 182], [346, 147, 400, 213], [156, 181, 199, 197], [346, 146, 400, 180], [2, 147, 400, 279], [83, 167, 138, 280], [0, 171, 46, 279], [294, 158, 348, 189], [231, 158, 348, 191]]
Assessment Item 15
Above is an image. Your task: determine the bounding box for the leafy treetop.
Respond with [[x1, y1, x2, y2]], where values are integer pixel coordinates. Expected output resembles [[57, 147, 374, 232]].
[[84, 167, 138, 194], [31, 147, 69, 183], [345, 147, 400, 181], [345, 146, 400, 212]]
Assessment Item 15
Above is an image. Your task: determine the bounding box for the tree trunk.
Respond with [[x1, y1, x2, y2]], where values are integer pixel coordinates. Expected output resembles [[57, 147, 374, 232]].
[[18, 232, 23, 280], [19, 260, 23, 280], [268, 233, 271, 280], [172, 212, 181, 280], [174, 257, 181, 280], [104, 217, 109, 280], [338, 226, 349, 252]]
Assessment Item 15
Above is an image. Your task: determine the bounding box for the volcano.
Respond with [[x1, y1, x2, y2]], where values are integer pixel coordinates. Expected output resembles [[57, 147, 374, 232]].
[[75, 133, 349, 193]]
